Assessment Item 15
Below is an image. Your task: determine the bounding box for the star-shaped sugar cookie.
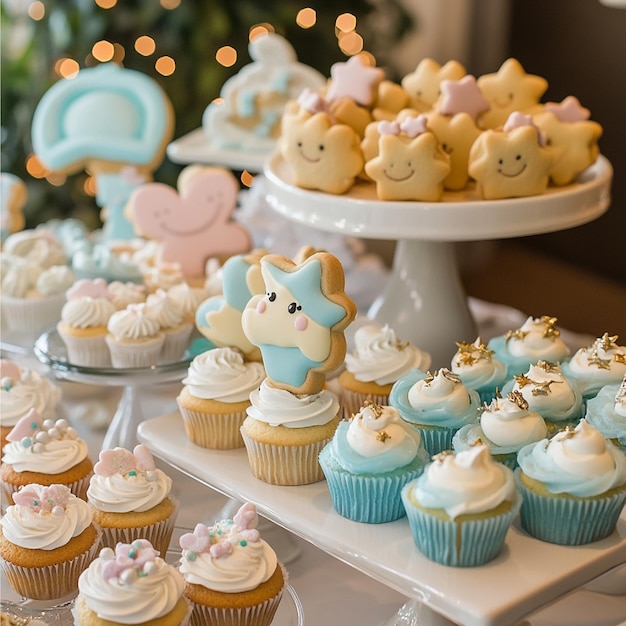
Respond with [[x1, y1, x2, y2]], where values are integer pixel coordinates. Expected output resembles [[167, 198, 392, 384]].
[[326, 55, 384, 107], [477, 58, 547, 129], [280, 111, 364, 194], [401, 59, 466, 112], [468, 122, 553, 199], [426, 111, 482, 190], [329, 97, 373, 137], [532, 111, 602, 185], [372, 80, 411, 121], [365, 129, 450, 201], [437, 75, 490, 123]]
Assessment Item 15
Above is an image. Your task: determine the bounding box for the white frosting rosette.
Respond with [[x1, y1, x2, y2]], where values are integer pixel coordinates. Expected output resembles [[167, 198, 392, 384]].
[[516, 419, 626, 544], [167, 281, 210, 323], [60, 295, 116, 329], [107, 280, 146, 310], [584, 377, 626, 449]]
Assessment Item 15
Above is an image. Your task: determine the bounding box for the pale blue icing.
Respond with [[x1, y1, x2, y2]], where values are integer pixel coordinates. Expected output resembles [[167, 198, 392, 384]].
[[195, 297, 222, 332], [329, 420, 427, 475], [263, 260, 346, 327], [389, 369, 480, 429], [270, 70, 290, 93], [585, 383, 626, 445], [71, 242, 142, 283], [31, 63, 171, 170], [222, 256, 257, 311], [517, 436, 626, 497], [255, 112, 279, 138], [41, 219, 89, 258], [237, 89, 257, 118], [96, 172, 145, 241], [259, 344, 320, 388]]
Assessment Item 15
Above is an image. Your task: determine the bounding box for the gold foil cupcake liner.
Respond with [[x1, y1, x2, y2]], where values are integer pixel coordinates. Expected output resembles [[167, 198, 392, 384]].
[[178, 404, 247, 449]]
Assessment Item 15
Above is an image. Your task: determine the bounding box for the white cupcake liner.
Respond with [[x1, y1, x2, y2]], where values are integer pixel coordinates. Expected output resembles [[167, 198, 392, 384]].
[[1, 525, 101, 601], [1, 293, 65, 339], [240, 431, 330, 485], [340, 388, 389, 419], [97, 496, 180, 559], [105, 333, 165, 368], [177, 402, 247, 449], [57, 328, 111, 368], [188, 563, 287, 626], [159, 324, 193, 364]]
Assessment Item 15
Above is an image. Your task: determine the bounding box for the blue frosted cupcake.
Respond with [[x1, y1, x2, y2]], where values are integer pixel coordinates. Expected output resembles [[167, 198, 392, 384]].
[[516, 419, 626, 545], [452, 390, 547, 469], [487, 316, 571, 378], [501, 360, 584, 435], [584, 376, 626, 453], [389, 368, 480, 456], [401, 445, 520, 567], [561, 333, 626, 400], [450, 337, 508, 404], [319, 401, 429, 523]]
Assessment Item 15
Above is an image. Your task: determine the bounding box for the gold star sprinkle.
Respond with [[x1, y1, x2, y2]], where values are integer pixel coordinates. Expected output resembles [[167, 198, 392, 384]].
[[557, 425, 577, 440], [613, 352, 626, 365], [505, 329, 528, 343], [507, 390, 529, 410], [441, 369, 462, 384], [530, 380, 560, 396], [598, 332, 619, 352], [587, 350, 612, 370], [537, 360, 559, 372], [541, 316, 561, 340], [423, 371, 435, 385], [456, 352, 478, 367], [376, 430, 391, 443], [470, 437, 484, 446], [514, 373, 533, 388], [433, 450, 454, 463], [363, 399, 384, 418]]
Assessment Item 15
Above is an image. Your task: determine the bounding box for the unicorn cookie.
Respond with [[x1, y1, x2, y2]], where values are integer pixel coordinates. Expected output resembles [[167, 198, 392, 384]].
[[31, 63, 174, 241], [280, 93, 364, 194], [242, 251, 356, 395], [128, 165, 250, 281], [477, 58, 547, 129], [400, 58, 466, 113], [364, 115, 450, 201], [468, 112, 553, 199], [202, 32, 325, 153], [195, 251, 266, 361], [0, 173, 26, 242]]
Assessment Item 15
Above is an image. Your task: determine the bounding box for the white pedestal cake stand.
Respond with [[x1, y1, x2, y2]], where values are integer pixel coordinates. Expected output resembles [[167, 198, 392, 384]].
[[263, 153, 613, 368]]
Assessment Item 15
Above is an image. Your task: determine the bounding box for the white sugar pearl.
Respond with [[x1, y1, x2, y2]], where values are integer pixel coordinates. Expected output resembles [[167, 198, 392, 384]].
[[1, 376, 14, 388], [51, 505, 64, 516], [120, 568, 138, 585], [100, 547, 115, 560], [66, 427, 78, 439], [32, 442, 44, 453], [145, 470, 157, 482], [42, 419, 55, 430], [143, 561, 158, 575], [35, 431, 50, 444], [47, 427, 60, 439], [55, 418, 69, 429]]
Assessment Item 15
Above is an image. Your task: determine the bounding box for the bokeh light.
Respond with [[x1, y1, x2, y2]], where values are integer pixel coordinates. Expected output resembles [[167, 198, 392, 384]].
[[92, 40, 115, 62], [54, 58, 80, 79], [216, 46, 237, 68], [135, 36, 156, 56], [84, 176, 97, 197], [240, 171, 255, 187], [25, 154, 48, 179], [27, 1, 45, 20], [336, 13, 356, 33], [296, 8, 316, 28], [249, 23, 274, 40], [338, 31, 363, 55], [155, 56, 176, 76], [160, 0, 181, 8], [94, 0, 117, 8]]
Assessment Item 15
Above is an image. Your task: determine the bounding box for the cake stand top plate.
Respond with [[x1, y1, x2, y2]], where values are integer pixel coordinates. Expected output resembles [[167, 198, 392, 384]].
[[263, 153, 612, 241]]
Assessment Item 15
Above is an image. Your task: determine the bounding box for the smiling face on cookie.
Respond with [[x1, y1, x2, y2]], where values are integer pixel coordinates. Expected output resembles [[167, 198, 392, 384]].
[[468, 125, 553, 199], [280, 111, 364, 194]]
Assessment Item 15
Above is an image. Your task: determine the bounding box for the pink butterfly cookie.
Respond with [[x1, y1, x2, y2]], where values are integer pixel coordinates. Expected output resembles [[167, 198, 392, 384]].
[[129, 166, 251, 280]]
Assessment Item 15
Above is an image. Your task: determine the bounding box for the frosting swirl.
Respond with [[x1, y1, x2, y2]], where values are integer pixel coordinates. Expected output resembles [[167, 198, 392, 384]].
[[330, 403, 425, 474], [107, 281, 146, 310], [78, 543, 184, 623], [60, 296, 116, 329], [145, 289, 185, 330], [408, 445, 517, 519], [35, 265, 75, 296], [247, 378, 339, 428], [167, 282, 209, 321], [450, 337, 508, 391], [585, 379, 626, 445], [107, 303, 162, 340], [503, 316, 570, 362], [345, 324, 431, 385], [517, 419, 626, 497], [1, 483, 93, 549], [2, 434, 89, 474], [182, 347, 265, 403]]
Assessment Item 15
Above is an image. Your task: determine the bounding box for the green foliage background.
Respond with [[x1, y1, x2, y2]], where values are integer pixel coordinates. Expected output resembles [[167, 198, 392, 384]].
[[1, 0, 413, 230]]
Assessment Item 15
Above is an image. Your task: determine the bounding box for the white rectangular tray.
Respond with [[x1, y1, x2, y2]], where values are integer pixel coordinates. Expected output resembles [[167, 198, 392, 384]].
[[138, 412, 626, 626]]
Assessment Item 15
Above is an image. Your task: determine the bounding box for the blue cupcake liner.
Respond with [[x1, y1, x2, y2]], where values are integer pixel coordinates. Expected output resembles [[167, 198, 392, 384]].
[[401, 485, 522, 567], [516, 470, 626, 545], [319, 446, 425, 524], [410, 425, 456, 458]]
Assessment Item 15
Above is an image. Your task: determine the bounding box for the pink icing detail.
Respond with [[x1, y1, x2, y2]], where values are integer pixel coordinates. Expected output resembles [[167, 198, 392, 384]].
[[0, 359, 21, 380], [295, 315, 308, 331], [256, 299, 267, 313], [233, 502, 258, 530], [438, 75, 490, 121], [503, 111, 547, 147], [102, 540, 159, 581], [399, 115, 428, 138], [94, 448, 137, 476], [6, 408, 43, 442], [378, 121, 400, 136], [132, 443, 156, 471], [130, 167, 250, 280], [297, 88, 333, 119], [326, 55, 384, 106], [209, 540, 233, 558], [66, 278, 111, 301], [120, 165, 148, 187], [240, 528, 260, 542], [13, 484, 70, 513], [544, 96, 590, 123], [179, 523, 212, 553]]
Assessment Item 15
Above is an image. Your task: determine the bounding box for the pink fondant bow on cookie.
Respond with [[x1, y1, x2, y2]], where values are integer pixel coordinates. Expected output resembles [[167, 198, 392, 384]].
[[378, 115, 428, 138]]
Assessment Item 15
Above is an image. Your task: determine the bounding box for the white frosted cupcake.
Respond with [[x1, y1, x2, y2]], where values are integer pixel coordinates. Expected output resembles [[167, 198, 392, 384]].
[[145, 289, 193, 363], [584, 376, 626, 452], [106, 302, 165, 368], [0, 359, 61, 443], [561, 333, 626, 399], [75, 539, 191, 625], [107, 280, 147, 310], [339, 323, 432, 417], [401, 445, 521, 567], [390, 368, 481, 456], [453, 390, 547, 468], [87, 444, 178, 558], [178, 502, 286, 626], [488, 316, 571, 378], [167, 282, 210, 327], [176, 347, 265, 449], [516, 419, 626, 545], [57, 278, 116, 367], [450, 337, 508, 403], [502, 360, 584, 435], [143, 261, 185, 294]]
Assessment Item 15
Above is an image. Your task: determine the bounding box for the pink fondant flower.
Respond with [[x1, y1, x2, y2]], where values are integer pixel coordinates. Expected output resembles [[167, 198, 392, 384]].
[[179, 523, 212, 554]]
